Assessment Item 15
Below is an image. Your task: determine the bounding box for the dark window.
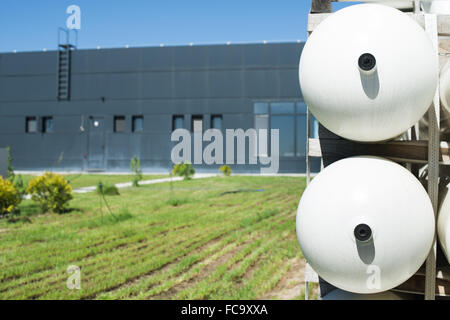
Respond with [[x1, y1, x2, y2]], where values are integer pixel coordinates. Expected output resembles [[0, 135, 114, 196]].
[[26, 117, 37, 133], [192, 115, 203, 133], [211, 115, 222, 130], [114, 116, 126, 133], [255, 101, 312, 158], [42, 117, 54, 133], [173, 115, 184, 130], [271, 115, 295, 157], [253, 100, 319, 157], [132, 115, 143, 132]]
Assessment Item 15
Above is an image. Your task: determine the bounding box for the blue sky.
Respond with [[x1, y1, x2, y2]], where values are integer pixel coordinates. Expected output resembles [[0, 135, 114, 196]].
[[0, 1, 360, 53]]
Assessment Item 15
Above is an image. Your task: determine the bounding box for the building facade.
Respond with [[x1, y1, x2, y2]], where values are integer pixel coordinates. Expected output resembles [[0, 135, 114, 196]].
[[0, 42, 320, 173]]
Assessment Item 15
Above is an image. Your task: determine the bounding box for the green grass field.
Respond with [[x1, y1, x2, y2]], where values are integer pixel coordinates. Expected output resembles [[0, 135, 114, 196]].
[[0, 176, 312, 300], [18, 174, 168, 189]]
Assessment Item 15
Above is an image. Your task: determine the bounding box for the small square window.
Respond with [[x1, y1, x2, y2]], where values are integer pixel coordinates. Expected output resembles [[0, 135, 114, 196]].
[[173, 115, 184, 130], [132, 116, 143, 132], [271, 115, 295, 157], [211, 115, 222, 130], [114, 116, 126, 133], [42, 117, 54, 133], [26, 117, 37, 133]]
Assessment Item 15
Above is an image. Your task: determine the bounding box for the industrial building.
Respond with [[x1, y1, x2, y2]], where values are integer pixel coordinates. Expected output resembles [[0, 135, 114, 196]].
[[0, 42, 320, 173]]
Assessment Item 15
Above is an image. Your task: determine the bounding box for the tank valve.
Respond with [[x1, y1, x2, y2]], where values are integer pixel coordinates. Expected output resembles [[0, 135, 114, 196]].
[[358, 53, 377, 74], [354, 223, 372, 242]]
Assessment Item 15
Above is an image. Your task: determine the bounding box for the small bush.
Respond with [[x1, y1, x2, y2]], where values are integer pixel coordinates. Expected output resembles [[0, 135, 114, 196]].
[[96, 182, 120, 196], [172, 162, 195, 180], [130, 155, 143, 187], [219, 165, 232, 176], [0, 176, 20, 217], [26, 172, 73, 213]]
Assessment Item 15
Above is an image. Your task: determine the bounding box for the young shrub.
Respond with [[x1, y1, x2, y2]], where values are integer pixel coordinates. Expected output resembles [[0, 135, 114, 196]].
[[26, 172, 73, 213], [13, 174, 27, 200], [130, 155, 143, 187], [96, 182, 120, 196], [0, 176, 20, 217], [219, 165, 232, 176], [172, 162, 195, 180], [6, 148, 25, 201]]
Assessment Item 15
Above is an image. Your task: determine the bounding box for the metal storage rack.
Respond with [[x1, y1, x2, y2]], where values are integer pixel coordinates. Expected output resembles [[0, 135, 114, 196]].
[[304, 0, 450, 300]]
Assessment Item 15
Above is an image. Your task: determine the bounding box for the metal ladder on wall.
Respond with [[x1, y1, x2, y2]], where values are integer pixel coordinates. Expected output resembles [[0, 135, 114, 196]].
[[57, 28, 77, 101]]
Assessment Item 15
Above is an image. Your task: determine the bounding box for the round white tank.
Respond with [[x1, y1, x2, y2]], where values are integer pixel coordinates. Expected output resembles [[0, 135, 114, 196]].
[[296, 156, 435, 294], [415, 58, 450, 137], [322, 289, 404, 300], [438, 181, 450, 264], [299, 4, 438, 142]]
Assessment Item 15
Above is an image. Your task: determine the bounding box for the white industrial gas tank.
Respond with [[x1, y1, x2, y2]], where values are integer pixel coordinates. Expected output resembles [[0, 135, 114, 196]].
[[299, 4, 438, 142], [438, 181, 450, 264], [296, 156, 435, 294]]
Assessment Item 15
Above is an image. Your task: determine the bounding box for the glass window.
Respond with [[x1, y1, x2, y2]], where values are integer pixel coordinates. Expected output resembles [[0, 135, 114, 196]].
[[296, 114, 319, 157], [255, 114, 269, 157], [271, 102, 294, 114], [211, 115, 222, 130], [254, 102, 269, 114], [42, 117, 53, 133], [192, 116, 203, 133], [173, 115, 184, 130], [296, 115, 307, 157], [310, 114, 319, 138], [132, 115, 143, 132], [26, 117, 37, 133], [297, 101, 307, 114], [271, 115, 295, 157], [114, 116, 126, 133]]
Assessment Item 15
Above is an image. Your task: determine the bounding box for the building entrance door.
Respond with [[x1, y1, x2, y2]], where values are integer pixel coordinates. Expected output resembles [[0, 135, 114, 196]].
[[87, 117, 105, 171]]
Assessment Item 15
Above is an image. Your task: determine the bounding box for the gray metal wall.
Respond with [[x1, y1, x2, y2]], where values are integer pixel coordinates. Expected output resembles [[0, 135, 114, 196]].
[[0, 42, 321, 173], [0, 148, 7, 178]]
